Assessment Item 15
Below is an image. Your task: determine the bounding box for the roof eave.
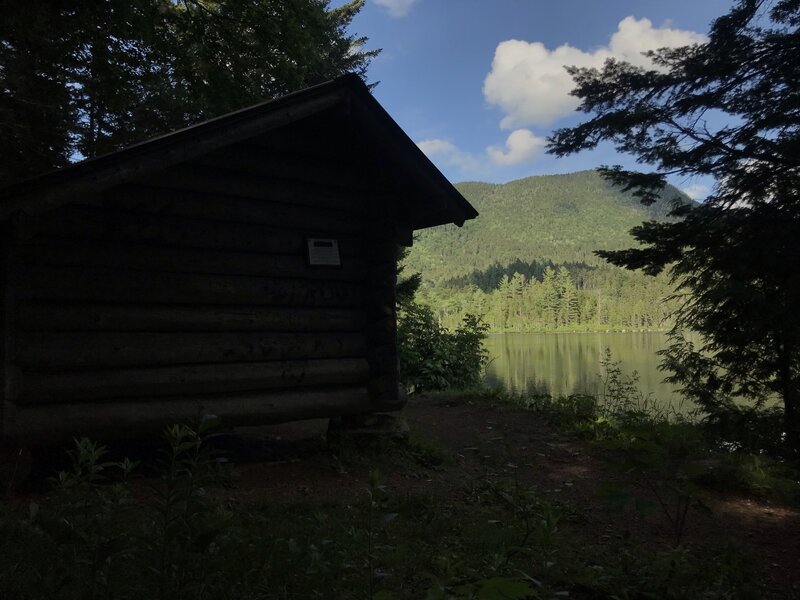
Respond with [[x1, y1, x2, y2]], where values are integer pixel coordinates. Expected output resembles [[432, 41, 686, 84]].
[[1, 74, 478, 228]]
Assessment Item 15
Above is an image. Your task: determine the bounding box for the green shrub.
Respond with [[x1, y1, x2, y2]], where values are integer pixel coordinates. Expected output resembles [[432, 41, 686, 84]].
[[699, 452, 800, 504], [397, 302, 489, 392]]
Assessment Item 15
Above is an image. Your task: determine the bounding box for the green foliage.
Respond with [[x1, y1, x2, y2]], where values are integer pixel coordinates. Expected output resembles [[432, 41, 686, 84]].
[[397, 302, 489, 392], [397, 245, 423, 310], [366, 469, 398, 599], [0, 417, 235, 599], [148, 417, 232, 599], [397, 246, 489, 393], [592, 542, 761, 600], [700, 453, 800, 505], [419, 262, 674, 333], [0, 3, 74, 182], [548, 0, 800, 456], [429, 576, 536, 599], [406, 171, 681, 333], [0, 409, 768, 599], [499, 357, 718, 547], [598, 420, 712, 546], [513, 350, 682, 434], [405, 432, 453, 469], [407, 171, 683, 283], [0, 0, 377, 184], [498, 349, 800, 559], [421, 473, 758, 600]]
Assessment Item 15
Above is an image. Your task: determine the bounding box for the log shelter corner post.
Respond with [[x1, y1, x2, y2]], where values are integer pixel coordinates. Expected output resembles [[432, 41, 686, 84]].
[[1, 213, 22, 458]]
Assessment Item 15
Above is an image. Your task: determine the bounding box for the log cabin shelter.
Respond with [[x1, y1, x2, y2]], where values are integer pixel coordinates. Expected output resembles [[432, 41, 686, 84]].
[[0, 73, 477, 445]]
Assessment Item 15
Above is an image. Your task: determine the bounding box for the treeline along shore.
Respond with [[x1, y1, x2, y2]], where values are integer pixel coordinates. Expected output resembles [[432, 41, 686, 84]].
[[404, 171, 682, 333]]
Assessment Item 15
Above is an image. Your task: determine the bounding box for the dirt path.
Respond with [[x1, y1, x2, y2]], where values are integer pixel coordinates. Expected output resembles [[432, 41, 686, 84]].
[[416, 395, 800, 591], [226, 393, 800, 596]]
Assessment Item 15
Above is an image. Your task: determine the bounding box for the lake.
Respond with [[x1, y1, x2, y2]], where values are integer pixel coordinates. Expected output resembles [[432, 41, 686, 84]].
[[483, 332, 686, 404]]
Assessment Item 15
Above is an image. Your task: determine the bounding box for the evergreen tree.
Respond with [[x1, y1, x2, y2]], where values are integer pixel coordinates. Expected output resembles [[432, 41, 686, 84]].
[[0, 0, 377, 185], [509, 272, 526, 329], [396, 246, 422, 310], [68, 1, 171, 158], [540, 267, 560, 329], [549, 0, 800, 455], [556, 267, 580, 326], [496, 274, 514, 329], [0, 2, 74, 182]]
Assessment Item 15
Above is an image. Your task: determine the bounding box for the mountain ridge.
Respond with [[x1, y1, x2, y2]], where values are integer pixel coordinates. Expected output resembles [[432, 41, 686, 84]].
[[407, 169, 688, 284]]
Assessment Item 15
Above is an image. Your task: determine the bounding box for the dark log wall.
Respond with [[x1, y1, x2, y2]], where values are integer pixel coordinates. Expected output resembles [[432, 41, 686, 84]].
[[3, 142, 402, 443], [0, 219, 11, 442]]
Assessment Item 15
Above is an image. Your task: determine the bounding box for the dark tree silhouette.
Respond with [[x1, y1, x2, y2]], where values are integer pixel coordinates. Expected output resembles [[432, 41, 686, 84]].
[[0, 0, 377, 185], [549, 0, 800, 455]]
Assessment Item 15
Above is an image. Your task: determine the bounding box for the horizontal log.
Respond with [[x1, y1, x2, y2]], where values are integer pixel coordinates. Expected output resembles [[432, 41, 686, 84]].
[[106, 185, 370, 233], [19, 303, 366, 332], [18, 266, 366, 306], [18, 238, 367, 282], [18, 332, 367, 368], [367, 290, 396, 319], [7, 385, 371, 444], [367, 303, 395, 319], [33, 206, 367, 256], [365, 317, 397, 346], [368, 374, 406, 410], [366, 245, 397, 265], [19, 358, 370, 404], [368, 345, 399, 375], [368, 269, 397, 289], [147, 164, 367, 212]]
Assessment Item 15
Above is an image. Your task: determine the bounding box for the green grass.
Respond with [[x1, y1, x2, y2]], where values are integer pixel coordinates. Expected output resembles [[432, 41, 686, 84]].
[[489, 383, 800, 508], [0, 417, 770, 600]]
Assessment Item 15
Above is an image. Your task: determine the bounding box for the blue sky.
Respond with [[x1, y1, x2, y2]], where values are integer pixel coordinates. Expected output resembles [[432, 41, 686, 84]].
[[340, 0, 734, 198]]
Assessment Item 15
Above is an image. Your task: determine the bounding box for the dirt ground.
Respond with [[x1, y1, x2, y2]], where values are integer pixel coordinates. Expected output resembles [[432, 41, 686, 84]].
[[225, 393, 800, 597], [7, 392, 799, 597]]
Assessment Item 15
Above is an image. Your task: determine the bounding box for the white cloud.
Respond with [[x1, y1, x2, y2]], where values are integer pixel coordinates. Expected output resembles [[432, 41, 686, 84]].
[[487, 129, 546, 166], [419, 131, 548, 175], [374, 0, 417, 17], [483, 16, 705, 129], [417, 138, 481, 174], [680, 183, 709, 200]]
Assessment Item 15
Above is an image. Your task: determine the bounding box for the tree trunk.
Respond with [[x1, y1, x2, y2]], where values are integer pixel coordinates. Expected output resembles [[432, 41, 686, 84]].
[[777, 337, 800, 457], [781, 379, 800, 458]]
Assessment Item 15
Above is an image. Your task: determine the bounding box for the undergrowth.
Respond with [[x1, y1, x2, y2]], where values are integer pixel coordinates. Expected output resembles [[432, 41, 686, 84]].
[[498, 349, 800, 508], [0, 348, 786, 599], [0, 407, 770, 600]]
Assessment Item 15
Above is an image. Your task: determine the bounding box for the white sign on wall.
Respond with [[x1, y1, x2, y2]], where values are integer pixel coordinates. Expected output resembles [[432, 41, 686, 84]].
[[307, 238, 341, 266]]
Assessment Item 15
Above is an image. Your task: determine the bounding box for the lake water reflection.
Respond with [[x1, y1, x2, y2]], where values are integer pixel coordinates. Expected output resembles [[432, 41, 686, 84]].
[[483, 332, 685, 403]]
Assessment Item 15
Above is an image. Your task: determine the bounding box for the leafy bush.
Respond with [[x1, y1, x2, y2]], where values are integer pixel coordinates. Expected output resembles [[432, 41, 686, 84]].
[[512, 350, 682, 436], [517, 392, 599, 430], [0, 418, 235, 600], [698, 404, 788, 457], [397, 301, 489, 392], [699, 453, 800, 504]]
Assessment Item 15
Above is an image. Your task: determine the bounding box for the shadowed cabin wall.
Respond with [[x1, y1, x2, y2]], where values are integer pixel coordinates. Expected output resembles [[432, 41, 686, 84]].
[[1, 140, 402, 444], [1, 220, 11, 444]]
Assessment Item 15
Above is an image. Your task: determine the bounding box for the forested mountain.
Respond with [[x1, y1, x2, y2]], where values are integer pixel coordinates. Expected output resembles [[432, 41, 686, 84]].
[[406, 170, 687, 332], [408, 170, 681, 282]]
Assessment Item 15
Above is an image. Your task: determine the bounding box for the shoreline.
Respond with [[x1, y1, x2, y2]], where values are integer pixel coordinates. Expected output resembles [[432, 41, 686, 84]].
[[484, 328, 672, 335]]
